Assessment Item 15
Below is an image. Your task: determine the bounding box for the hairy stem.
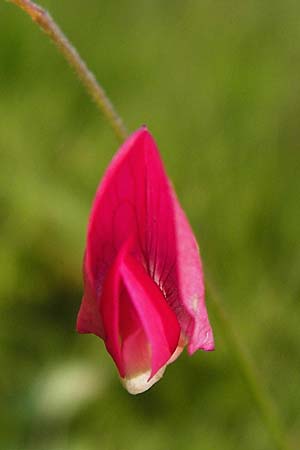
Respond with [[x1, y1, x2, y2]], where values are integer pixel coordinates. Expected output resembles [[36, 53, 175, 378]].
[[8, 0, 127, 142], [6, 1, 293, 449]]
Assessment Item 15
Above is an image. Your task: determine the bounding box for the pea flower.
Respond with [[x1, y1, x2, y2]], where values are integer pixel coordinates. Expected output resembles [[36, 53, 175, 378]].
[[77, 127, 214, 394]]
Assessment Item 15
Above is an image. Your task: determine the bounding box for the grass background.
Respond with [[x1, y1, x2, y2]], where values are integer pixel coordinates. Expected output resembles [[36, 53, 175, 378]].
[[0, 1, 299, 449]]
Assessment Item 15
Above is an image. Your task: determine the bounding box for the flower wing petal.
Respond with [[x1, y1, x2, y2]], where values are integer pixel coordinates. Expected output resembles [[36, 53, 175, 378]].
[[171, 188, 214, 353]]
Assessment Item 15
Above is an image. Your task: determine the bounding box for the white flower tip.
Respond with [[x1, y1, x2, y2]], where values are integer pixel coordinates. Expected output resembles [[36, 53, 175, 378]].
[[121, 366, 166, 395]]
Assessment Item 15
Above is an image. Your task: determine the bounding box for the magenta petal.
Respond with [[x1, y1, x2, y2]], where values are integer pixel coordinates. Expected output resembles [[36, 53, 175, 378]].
[[77, 251, 104, 338], [98, 243, 125, 377], [121, 252, 181, 378], [135, 130, 214, 353], [171, 189, 215, 353], [83, 129, 147, 301], [100, 240, 180, 379]]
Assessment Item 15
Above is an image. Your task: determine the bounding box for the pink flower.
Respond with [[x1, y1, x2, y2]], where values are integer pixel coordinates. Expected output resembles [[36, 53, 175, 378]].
[[77, 127, 214, 394]]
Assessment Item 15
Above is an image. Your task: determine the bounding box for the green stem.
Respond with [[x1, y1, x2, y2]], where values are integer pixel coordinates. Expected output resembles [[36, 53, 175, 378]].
[[8, 0, 128, 143], [206, 278, 292, 450], [6, 1, 293, 449]]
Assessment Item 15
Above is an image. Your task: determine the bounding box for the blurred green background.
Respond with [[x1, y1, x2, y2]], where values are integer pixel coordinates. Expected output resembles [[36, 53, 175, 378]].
[[0, 1, 299, 449]]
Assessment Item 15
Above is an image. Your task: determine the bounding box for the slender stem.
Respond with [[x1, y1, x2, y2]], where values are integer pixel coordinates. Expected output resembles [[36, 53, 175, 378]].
[[6, 1, 293, 449], [8, 0, 128, 143], [206, 277, 293, 450]]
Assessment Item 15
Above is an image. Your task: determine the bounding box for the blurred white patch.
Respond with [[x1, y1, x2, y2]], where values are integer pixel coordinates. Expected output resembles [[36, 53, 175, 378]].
[[32, 361, 105, 419]]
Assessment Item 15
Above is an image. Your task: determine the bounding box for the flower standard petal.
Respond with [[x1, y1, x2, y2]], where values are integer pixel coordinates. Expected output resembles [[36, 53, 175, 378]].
[[77, 130, 145, 337]]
